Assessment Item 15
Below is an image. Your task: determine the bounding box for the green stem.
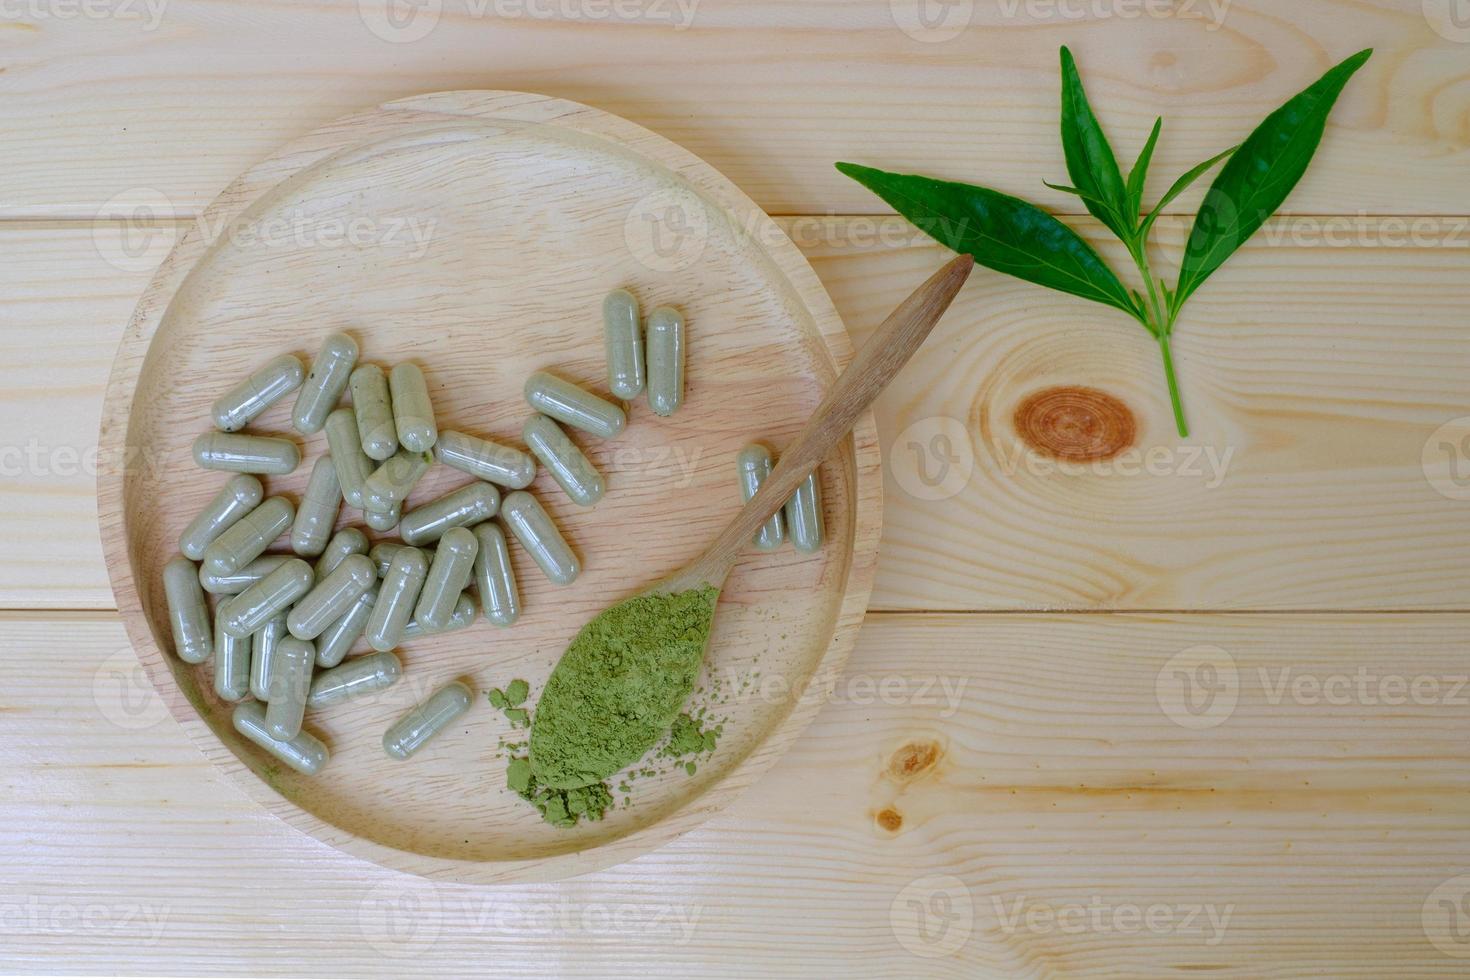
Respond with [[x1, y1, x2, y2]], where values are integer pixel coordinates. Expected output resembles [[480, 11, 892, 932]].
[[1158, 333, 1188, 438]]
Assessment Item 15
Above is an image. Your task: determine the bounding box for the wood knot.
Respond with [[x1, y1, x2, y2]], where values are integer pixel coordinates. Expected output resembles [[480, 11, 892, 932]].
[[888, 740, 942, 782], [1013, 386, 1135, 462], [875, 807, 903, 833]]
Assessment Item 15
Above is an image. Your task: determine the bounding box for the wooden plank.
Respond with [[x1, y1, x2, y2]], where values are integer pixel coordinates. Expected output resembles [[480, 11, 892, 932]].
[[0, 0, 1455, 219], [5, 216, 1470, 610], [4, 611, 1468, 975]]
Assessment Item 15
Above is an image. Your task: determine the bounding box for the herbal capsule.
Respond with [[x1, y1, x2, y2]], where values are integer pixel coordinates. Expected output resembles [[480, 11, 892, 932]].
[[389, 363, 437, 453], [192, 432, 299, 476], [220, 558, 314, 638], [315, 582, 377, 669], [293, 333, 358, 435], [350, 364, 398, 461], [472, 522, 519, 627], [163, 556, 212, 664], [214, 618, 251, 702], [366, 546, 428, 652], [737, 444, 784, 550], [501, 490, 579, 586], [232, 701, 327, 776], [646, 306, 686, 417], [290, 456, 342, 557], [784, 470, 825, 554], [308, 650, 402, 709], [400, 483, 500, 546], [180, 475, 263, 561], [523, 371, 626, 439], [361, 449, 433, 515], [523, 414, 604, 506], [434, 430, 536, 489], [402, 594, 477, 639], [250, 613, 289, 700], [211, 354, 304, 432], [315, 528, 368, 582], [287, 554, 375, 641], [414, 528, 478, 631], [265, 636, 313, 738], [203, 497, 294, 576], [325, 407, 374, 509], [603, 288, 645, 399], [202, 554, 290, 596], [383, 681, 473, 760], [370, 542, 433, 577], [364, 502, 400, 532]]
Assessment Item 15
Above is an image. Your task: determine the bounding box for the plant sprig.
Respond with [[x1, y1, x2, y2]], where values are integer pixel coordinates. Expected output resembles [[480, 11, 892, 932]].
[[838, 46, 1372, 437]]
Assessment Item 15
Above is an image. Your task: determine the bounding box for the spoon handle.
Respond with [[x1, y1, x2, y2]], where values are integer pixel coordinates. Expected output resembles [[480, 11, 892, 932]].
[[688, 253, 974, 584]]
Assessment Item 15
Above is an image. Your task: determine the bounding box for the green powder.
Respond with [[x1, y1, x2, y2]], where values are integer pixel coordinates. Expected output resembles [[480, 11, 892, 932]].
[[505, 753, 613, 828], [529, 586, 719, 789]]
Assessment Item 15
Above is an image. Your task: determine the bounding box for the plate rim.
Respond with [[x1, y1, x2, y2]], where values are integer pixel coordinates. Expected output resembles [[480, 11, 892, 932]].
[[97, 89, 884, 883]]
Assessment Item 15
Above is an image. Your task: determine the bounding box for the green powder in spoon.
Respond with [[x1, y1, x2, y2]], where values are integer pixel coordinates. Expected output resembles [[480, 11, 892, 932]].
[[529, 586, 719, 790]]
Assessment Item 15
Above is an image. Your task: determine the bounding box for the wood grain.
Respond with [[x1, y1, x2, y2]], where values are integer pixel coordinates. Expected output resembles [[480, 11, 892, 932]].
[[0, 0, 1460, 219], [5, 214, 1467, 611], [7, 612, 1469, 975]]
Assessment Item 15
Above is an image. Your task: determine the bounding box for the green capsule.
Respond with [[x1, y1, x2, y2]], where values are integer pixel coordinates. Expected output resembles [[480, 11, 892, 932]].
[[433, 430, 536, 489], [400, 482, 499, 546], [361, 449, 433, 515], [287, 554, 375, 641], [784, 470, 825, 554], [603, 288, 645, 399], [646, 306, 686, 417], [180, 474, 263, 561], [501, 490, 580, 585], [220, 558, 314, 638], [265, 636, 314, 740], [524, 371, 625, 439], [402, 594, 477, 639], [414, 527, 478, 631], [315, 582, 377, 669], [250, 613, 289, 701], [163, 556, 212, 664], [293, 333, 358, 434], [325, 407, 374, 509], [366, 546, 428, 652], [290, 456, 342, 557], [364, 502, 400, 532], [203, 497, 295, 576], [383, 680, 473, 760], [737, 444, 784, 550], [314, 528, 368, 582], [369, 542, 433, 577], [389, 363, 437, 453], [233, 701, 327, 776], [522, 414, 604, 506], [212, 354, 305, 432], [201, 554, 290, 596], [350, 364, 398, 461], [192, 432, 299, 476], [308, 650, 402, 709], [214, 617, 251, 702], [472, 522, 519, 627]]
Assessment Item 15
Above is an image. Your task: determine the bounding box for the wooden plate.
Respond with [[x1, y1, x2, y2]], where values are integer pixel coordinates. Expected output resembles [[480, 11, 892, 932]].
[[96, 92, 882, 882]]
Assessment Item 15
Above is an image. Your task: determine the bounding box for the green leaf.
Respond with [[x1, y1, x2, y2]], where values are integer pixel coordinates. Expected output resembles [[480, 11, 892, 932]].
[[1041, 180, 1115, 210], [836, 161, 1142, 319], [1176, 49, 1372, 305], [1138, 144, 1238, 238], [1125, 117, 1163, 220], [1059, 46, 1131, 240]]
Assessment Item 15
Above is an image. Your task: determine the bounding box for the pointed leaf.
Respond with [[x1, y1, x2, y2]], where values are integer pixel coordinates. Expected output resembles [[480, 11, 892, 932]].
[[1138, 144, 1238, 237], [1059, 46, 1131, 239], [1176, 49, 1372, 304], [1126, 117, 1163, 219], [1042, 180, 1115, 209], [837, 162, 1143, 319]]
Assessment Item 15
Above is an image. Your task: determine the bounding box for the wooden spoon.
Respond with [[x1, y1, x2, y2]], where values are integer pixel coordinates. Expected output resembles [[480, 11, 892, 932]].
[[529, 254, 975, 789]]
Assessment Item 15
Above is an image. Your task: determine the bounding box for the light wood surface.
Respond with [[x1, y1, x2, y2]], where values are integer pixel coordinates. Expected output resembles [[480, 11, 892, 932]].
[[3, 2, 1468, 973]]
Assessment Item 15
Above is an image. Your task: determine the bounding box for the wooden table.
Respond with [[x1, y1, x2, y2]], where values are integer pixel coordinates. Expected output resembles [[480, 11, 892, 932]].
[[4, 2, 1469, 974]]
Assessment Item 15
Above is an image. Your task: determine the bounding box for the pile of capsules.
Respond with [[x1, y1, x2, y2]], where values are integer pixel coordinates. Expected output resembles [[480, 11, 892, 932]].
[[160, 288, 692, 777]]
